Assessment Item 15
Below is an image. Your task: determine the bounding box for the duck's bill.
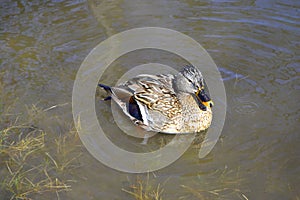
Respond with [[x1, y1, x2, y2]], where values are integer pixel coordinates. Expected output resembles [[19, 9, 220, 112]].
[[202, 100, 214, 108], [196, 89, 213, 109]]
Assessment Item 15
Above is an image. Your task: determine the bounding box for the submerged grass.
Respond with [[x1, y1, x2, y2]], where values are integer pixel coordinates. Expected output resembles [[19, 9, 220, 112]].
[[0, 104, 80, 200], [180, 166, 249, 200], [122, 174, 164, 200]]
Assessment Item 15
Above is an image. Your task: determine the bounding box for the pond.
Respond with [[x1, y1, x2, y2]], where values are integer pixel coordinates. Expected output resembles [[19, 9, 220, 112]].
[[0, 0, 299, 199]]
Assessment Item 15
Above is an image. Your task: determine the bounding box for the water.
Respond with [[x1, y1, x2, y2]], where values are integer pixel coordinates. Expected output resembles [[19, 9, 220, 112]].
[[1, 0, 299, 199]]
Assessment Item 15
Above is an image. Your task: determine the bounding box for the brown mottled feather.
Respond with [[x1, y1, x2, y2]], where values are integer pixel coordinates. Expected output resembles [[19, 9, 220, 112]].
[[100, 66, 213, 134], [126, 74, 182, 119]]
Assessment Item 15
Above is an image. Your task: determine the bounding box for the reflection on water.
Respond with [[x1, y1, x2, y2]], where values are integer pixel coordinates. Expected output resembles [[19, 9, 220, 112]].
[[1, 0, 299, 199]]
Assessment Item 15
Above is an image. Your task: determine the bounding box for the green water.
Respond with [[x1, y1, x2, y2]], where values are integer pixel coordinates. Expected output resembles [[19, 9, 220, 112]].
[[1, 0, 299, 199]]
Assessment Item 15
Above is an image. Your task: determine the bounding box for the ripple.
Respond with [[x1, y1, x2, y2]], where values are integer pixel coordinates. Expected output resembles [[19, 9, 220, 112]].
[[233, 97, 259, 115]]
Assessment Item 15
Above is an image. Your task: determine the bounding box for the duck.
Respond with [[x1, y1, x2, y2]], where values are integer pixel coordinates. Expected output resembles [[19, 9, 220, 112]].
[[98, 65, 213, 134]]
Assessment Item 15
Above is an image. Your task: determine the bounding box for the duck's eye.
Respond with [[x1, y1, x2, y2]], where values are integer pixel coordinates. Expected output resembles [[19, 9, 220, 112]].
[[187, 79, 193, 84]]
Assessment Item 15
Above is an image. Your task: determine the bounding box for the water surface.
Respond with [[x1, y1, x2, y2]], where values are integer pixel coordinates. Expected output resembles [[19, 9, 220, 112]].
[[1, 0, 299, 199]]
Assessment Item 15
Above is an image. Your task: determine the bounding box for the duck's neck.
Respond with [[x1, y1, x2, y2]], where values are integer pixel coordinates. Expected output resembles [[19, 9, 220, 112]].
[[173, 73, 188, 93], [178, 93, 213, 132]]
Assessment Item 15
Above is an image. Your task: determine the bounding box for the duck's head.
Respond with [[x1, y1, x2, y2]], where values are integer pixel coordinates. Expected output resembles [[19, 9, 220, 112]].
[[175, 65, 214, 110]]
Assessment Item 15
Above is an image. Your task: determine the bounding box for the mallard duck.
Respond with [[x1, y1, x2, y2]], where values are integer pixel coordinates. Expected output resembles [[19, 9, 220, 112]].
[[99, 65, 213, 134]]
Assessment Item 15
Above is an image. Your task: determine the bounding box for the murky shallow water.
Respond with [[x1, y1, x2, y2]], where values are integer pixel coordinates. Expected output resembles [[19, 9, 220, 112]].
[[1, 0, 299, 199]]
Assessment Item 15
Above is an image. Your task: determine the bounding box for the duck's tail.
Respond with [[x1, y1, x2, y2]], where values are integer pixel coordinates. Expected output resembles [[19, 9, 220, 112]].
[[98, 84, 112, 101]]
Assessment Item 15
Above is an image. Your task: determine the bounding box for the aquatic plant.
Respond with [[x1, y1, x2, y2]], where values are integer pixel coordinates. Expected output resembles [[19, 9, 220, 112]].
[[122, 175, 164, 200], [0, 105, 80, 200]]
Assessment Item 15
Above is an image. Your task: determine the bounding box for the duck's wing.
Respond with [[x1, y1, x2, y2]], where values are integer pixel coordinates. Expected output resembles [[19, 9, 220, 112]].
[[108, 74, 182, 132], [105, 86, 143, 124], [124, 74, 182, 121]]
